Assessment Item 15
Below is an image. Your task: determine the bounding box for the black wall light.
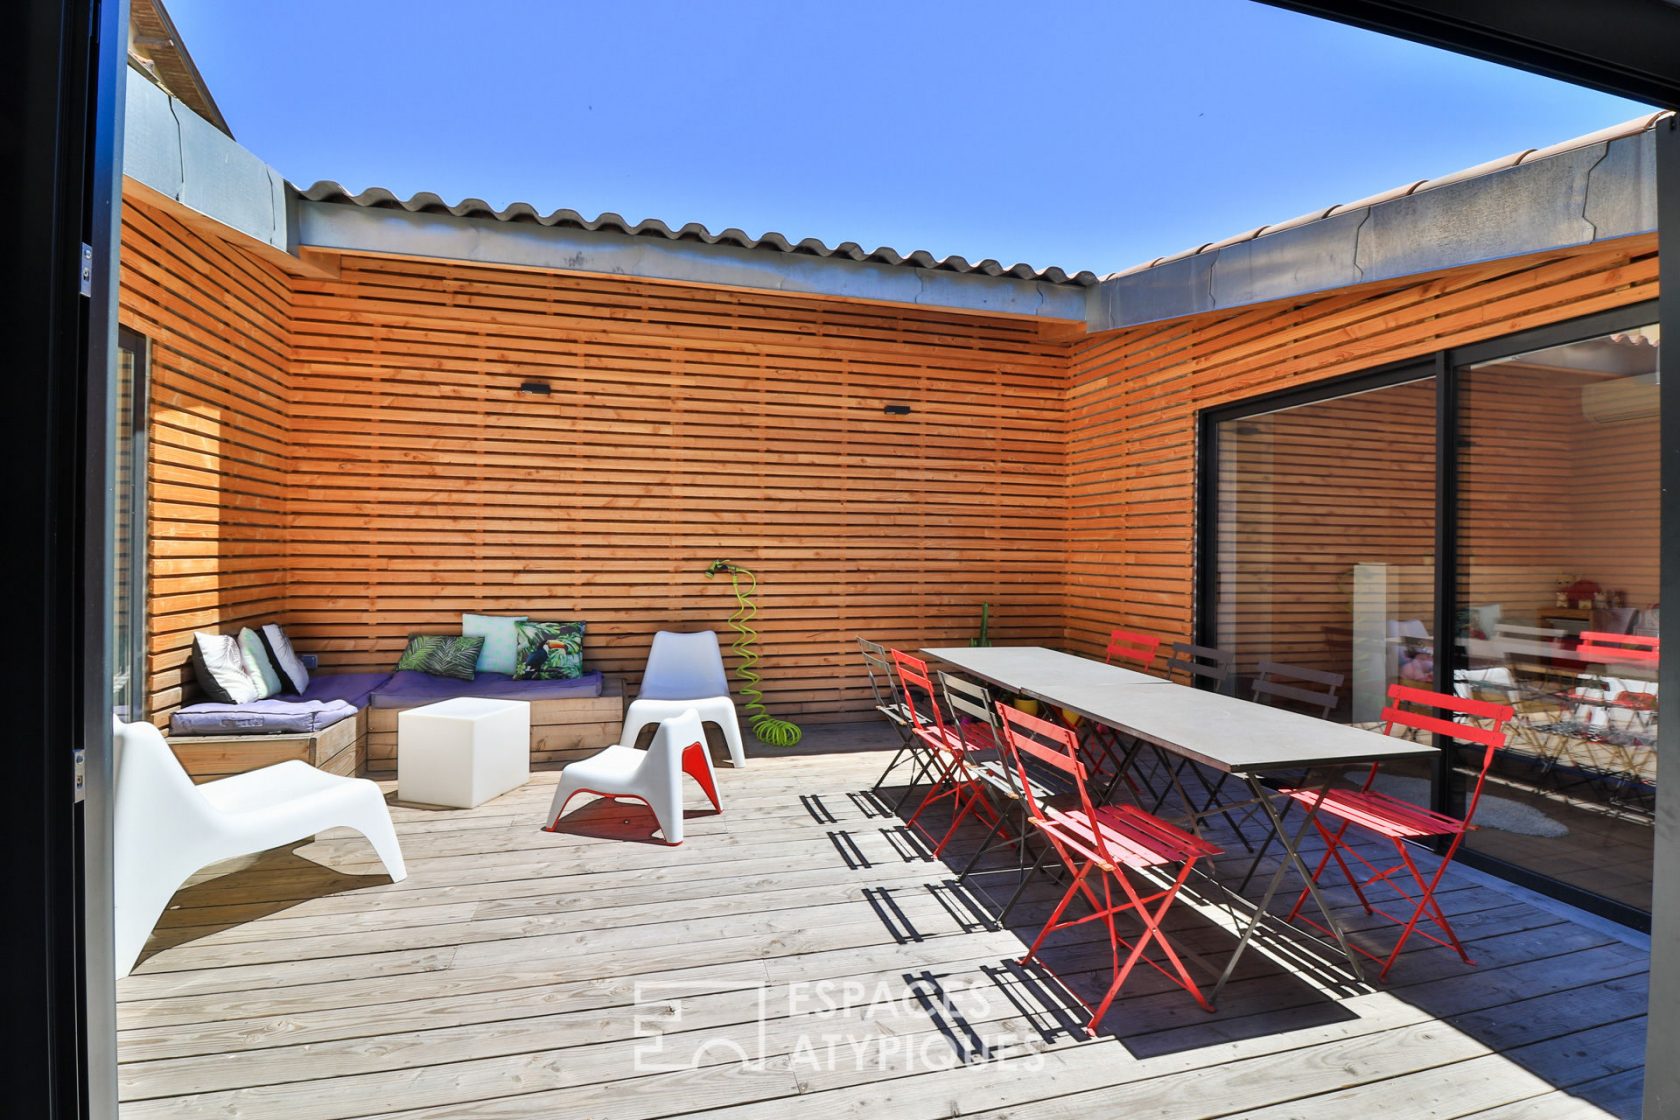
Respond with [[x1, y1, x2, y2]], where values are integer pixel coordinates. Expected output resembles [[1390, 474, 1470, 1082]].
[[518, 380, 552, 396], [883, 404, 912, 415]]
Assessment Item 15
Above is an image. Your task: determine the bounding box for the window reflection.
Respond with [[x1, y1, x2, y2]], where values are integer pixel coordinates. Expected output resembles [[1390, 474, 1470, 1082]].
[[1455, 324, 1659, 913], [114, 328, 148, 722]]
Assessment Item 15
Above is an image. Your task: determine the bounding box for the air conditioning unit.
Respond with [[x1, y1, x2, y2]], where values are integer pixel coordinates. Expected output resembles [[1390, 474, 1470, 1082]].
[[1581, 374, 1659, 424]]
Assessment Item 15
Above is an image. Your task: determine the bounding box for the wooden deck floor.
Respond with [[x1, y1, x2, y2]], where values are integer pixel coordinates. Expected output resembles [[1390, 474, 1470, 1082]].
[[116, 722, 1650, 1119]]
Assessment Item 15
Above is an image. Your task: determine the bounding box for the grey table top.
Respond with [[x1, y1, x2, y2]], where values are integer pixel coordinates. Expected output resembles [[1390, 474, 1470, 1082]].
[[923, 645, 1437, 776], [921, 646, 1164, 700]]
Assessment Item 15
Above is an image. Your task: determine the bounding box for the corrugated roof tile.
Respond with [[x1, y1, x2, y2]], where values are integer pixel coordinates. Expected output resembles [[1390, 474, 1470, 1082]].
[[296, 181, 1102, 286], [300, 111, 1671, 292]]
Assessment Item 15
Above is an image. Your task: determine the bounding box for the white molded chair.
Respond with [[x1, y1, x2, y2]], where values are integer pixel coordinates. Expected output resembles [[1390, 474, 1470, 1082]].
[[113, 718, 406, 978], [546, 709, 721, 845], [623, 630, 746, 767]]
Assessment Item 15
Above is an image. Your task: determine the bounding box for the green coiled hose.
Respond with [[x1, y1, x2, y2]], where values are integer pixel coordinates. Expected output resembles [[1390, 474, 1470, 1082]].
[[705, 560, 803, 747]]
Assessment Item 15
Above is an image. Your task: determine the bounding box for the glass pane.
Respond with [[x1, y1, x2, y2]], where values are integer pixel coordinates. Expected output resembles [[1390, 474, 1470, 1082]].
[[1213, 375, 1438, 777], [1455, 324, 1659, 913], [113, 339, 141, 720]]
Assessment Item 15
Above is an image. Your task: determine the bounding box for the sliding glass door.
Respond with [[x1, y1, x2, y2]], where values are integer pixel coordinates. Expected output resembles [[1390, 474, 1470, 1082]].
[[1454, 322, 1659, 914], [1208, 371, 1437, 733], [1200, 304, 1659, 925]]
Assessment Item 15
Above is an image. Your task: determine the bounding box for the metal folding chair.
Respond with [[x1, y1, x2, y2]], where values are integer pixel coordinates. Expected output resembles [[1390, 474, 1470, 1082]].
[[1578, 631, 1660, 665], [1252, 660, 1344, 720], [893, 650, 1000, 854], [1499, 645, 1573, 773], [1105, 629, 1161, 670], [1564, 632, 1659, 810], [1080, 628, 1163, 791], [1146, 643, 1244, 840], [1281, 683, 1512, 979], [1575, 632, 1659, 733], [998, 703, 1221, 1033], [1230, 661, 1345, 889], [861, 637, 927, 804], [942, 672, 1053, 888]]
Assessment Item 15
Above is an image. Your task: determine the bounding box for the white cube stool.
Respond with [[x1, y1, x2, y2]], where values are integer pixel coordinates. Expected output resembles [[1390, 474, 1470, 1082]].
[[397, 697, 531, 808]]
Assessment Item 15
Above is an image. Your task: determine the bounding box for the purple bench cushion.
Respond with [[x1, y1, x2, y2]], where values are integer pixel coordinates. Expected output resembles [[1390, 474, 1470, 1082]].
[[368, 669, 604, 708], [170, 699, 359, 737], [296, 671, 393, 711]]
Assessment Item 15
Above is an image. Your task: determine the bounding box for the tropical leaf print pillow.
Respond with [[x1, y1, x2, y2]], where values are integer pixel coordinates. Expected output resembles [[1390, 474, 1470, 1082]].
[[513, 621, 586, 680], [396, 634, 485, 681]]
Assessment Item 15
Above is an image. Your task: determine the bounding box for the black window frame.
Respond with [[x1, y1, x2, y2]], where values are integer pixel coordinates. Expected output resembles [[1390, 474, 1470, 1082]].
[[1195, 297, 1661, 929]]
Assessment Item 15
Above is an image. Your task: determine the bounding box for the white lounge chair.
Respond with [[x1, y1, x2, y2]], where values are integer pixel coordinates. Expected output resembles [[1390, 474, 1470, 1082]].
[[113, 718, 406, 978], [545, 709, 721, 845], [622, 630, 747, 767]]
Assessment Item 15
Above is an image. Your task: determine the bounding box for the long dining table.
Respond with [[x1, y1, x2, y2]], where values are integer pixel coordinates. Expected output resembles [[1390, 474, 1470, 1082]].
[[921, 644, 1440, 1003]]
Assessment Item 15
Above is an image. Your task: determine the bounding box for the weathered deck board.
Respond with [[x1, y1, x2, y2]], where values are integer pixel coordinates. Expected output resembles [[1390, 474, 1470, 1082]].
[[115, 722, 1647, 1119]]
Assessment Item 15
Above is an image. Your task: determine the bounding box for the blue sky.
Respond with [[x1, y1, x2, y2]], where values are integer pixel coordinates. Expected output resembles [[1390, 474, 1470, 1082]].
[[165, 0, 1651, 277]]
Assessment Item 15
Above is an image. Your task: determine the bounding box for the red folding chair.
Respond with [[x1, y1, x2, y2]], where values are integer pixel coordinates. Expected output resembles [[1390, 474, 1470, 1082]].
[[1567, 632, 1659, 807], [1282, 684, 1513, 979], [892, 650, 999, 856], [998, 704, 1221, 1033], [1573, 632, 1660, 727], [1079, 628, 1164, 790], [1578, 631, 1660, 665], [1105, 628, 1160, 670]]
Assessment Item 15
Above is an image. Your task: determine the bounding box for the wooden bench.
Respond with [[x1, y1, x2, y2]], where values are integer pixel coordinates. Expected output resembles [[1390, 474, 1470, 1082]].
[[169, 710, 367, 783], [167, 678, 626, 782], [364, 677, 625, 775]]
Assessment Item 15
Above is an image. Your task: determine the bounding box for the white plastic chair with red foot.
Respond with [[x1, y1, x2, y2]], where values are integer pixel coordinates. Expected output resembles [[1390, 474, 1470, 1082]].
[[545, 709, 721, 845]]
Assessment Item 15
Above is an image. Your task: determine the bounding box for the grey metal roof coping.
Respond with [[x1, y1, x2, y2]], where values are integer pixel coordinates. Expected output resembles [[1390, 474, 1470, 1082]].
[[1104, 111, 1669, 283], [1087, 111, 1669, 332]]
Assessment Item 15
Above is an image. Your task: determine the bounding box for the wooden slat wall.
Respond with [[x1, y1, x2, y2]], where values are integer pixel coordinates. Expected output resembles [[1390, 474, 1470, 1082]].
[[119, 197, 292, 721], [122, 195, 1658, 730], [1063, 235, 1659, 661], [283, 256, 1073, 722]]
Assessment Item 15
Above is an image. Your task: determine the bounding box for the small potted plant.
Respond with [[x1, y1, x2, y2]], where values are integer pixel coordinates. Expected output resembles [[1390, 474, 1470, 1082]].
[[998, 689, 1039, 717]]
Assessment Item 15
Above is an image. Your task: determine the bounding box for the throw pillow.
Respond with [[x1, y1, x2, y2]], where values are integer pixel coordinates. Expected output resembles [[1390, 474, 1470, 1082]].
[[395, 634, 485, 681], [238, 627, 283, 698], [191, 631, 261, 704], [462, 613, 528, 675], [513, 621, 586, 680], [259, 623, 310, 694]]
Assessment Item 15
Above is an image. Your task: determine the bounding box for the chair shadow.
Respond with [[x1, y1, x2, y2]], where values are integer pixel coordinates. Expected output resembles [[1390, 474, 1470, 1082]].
[[973, 882, 1360, 1056], [890, 785, 1361, 1056], [542, 795, 721, 845], [140, 842, 396, 964]]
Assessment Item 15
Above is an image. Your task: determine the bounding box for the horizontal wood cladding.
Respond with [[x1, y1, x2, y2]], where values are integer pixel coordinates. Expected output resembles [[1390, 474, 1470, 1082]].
[[125, 201, 1658, 730], [120, 196, 293, 721], [285, 256, 1071, 719], [1064, 235, 1659, 662]]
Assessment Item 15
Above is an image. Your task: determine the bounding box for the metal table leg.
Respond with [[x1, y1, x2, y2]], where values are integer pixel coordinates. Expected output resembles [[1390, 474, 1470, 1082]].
[[1207, 775, 1366, 1006]]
